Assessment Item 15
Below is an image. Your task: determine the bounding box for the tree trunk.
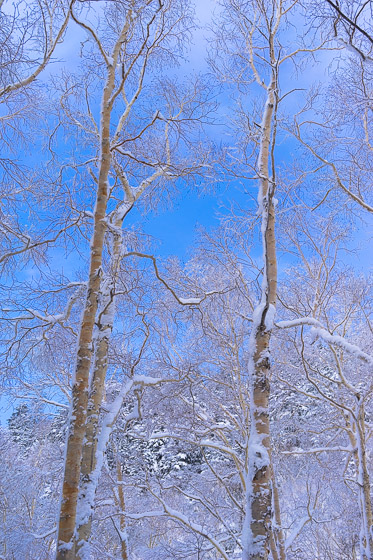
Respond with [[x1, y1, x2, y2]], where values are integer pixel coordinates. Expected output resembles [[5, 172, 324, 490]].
[[75, 222, 127, 557], [242, 73, 278, 560], [116, 458, 130, 560], [355, 405, 373, 560], [56, 61, 116, 560], [271, 465, 286, 560]]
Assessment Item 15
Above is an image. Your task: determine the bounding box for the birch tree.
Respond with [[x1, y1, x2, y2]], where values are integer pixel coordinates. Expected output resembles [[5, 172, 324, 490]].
[[1, 1, 372, 558], [210, 1, 331, 557], [50, 1, 209, 558]]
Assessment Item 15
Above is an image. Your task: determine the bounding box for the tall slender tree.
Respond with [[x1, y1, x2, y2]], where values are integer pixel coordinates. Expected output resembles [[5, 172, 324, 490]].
[[53, 1, 209, 557], [211, 1, 329, 557]]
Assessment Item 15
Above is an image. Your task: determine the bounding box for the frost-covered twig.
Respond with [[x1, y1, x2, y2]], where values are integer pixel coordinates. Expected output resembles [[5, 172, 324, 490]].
[[146, 487, 232, 560], [276, 317, 373, 365], [122, 251, 231, 306], [31, 526, 57, 539], [282, 445, 354, 455]]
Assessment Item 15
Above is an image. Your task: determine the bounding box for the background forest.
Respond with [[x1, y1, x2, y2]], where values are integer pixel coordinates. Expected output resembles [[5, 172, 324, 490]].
[[0, 0, 372, 559]]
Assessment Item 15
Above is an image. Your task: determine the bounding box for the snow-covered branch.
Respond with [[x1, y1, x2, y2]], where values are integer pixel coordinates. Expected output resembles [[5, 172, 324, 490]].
[[145, 489, 232, 560], [276, 317, 373, 365], [122, 251, 231, 306]]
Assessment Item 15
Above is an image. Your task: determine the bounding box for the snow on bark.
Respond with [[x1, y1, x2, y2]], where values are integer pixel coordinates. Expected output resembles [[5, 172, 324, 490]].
[[354, 407, 373, 560], [75, 206, 134, 554], [310, 327, 373, 366], [75, 379, 134, 559], [242, 79, 277, 560], [75, 375, 161, 558], [56, 20, 118, 555]]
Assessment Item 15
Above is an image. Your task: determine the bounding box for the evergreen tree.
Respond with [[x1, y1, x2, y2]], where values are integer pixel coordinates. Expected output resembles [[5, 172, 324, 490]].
[[7, 404, 37, 450]]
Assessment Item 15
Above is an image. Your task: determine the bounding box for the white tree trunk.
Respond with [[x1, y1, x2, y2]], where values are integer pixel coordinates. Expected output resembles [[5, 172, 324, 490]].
[[242, 76, 278, 560], [56, 54, 117, 560]]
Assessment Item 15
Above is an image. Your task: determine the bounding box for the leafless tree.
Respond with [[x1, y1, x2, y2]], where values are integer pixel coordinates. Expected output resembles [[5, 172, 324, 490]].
[[41, 1, 213, 558], [210, 1, 330, 557]]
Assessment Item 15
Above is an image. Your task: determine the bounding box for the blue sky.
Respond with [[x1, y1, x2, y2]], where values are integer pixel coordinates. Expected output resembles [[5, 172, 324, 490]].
[[1, 0, 372, 426]]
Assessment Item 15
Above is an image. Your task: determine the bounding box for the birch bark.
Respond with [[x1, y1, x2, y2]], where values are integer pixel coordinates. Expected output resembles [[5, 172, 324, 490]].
[[271, 465, 286, 560], [56, 13, 131, 558], [354, 404, 373, 560], [241, 3, 280, 558], [115, 459, 130, 560], [56, 89, 113, 560], [55, 2, 199, 555], [212, 0, 329, 555], [75, 213, 130, 556], [242, 77, 278, 560]]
